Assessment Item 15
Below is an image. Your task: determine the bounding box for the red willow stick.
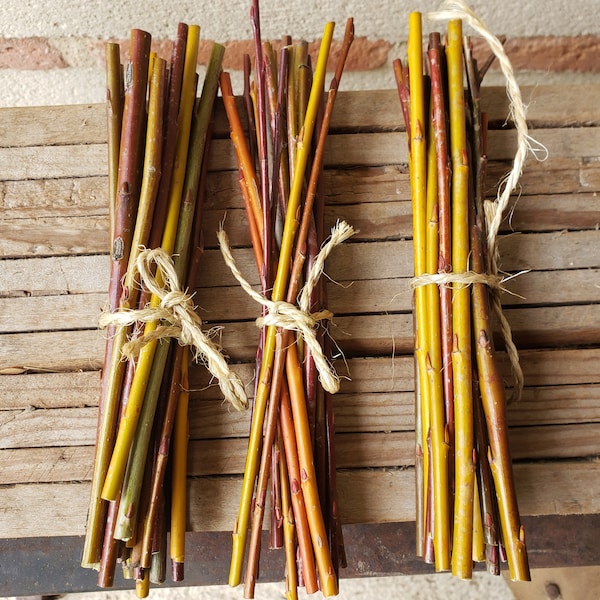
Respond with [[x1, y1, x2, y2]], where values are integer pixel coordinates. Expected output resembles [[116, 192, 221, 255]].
[[82, 28, 152, 570]]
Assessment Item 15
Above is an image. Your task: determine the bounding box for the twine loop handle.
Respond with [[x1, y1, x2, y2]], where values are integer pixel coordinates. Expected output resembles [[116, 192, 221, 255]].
[[423, 0, 548, 401]]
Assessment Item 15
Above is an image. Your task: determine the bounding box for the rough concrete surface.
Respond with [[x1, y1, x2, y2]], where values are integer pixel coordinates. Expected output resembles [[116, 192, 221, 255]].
[[5, 571, 516, 600]]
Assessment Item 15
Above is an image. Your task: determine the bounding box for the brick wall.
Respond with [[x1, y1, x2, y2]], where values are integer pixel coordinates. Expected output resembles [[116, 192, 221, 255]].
[[1, 0, 600, 106]]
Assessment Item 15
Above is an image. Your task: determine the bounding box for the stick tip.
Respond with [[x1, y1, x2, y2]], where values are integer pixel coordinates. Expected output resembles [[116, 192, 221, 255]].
[[171, 560, 184, 582]]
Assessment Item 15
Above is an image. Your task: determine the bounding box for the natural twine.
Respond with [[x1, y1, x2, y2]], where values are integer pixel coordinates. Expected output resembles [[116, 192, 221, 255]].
[[217, 220, 356, 395], [99, 247, 248, 412], [413, 0, 547, 402]]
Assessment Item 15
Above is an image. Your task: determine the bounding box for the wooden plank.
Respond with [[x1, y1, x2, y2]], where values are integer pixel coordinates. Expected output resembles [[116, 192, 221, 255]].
[[4, 421, 599, 485], [1, 86, 599, 150], [4, 266, 600, 336], [4, 350, 598, 410], [0, 144, 107, 181], [3, 379, 599, 454], [0, 254, 107, 296], [2, 127, 600, 182], [0, 406, 98, 449], [2, 184, 599, 258], [0, 104, 106, 148], [0, 370, 100, 409], [4, 301, 597, 371], [4, 229, 599, 296], [0, 292, 105, 332], [1, 461, 599, 538]]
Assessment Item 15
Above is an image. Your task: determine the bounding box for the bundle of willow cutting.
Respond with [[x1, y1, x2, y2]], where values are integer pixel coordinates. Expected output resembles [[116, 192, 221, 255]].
[[394, 11, 530, 581], [81, 25, 246, 597], [219, 2, 354, 598]]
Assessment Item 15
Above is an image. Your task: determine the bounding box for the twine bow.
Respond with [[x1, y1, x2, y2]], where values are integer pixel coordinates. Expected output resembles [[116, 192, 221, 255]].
[[217, 220, 356, 395], [99, 247, 248, 412]]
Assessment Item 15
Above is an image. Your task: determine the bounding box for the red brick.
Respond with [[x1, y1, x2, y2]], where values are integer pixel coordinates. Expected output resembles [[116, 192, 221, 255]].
[[0, 37, 67, 69], [96, 36, 390, 72], [471, 35, 600, 73]]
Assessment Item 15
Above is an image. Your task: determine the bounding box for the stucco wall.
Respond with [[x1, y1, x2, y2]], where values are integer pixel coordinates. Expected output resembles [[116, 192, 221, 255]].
[[1, 0, 600, 106]]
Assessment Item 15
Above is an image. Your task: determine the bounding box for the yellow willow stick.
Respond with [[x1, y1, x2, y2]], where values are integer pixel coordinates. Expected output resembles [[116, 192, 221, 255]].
[[101, 25, 200, 502], [170, 347, 189, 579], [407, 11, 431, 559], [228, 21, 334, 588], [446, 18, 475, 579], [425, 112, 450, 571]]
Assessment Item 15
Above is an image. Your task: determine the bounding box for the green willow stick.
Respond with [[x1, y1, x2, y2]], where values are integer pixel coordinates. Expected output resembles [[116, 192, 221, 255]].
[[105, 42, 123, 242], [82, 29, 151, 570]]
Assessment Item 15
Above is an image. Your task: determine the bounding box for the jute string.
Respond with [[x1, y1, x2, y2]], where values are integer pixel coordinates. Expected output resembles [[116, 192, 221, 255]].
[[217, 220, 356, 395], [99, 247, 248, 412], [414, 0, 548, 401]]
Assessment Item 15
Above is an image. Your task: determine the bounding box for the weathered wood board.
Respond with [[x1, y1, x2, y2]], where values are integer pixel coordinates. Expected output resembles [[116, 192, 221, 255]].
[[1, 86, 599, 549]]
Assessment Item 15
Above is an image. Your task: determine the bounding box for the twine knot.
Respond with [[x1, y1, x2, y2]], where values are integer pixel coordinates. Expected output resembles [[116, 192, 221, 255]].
[[99, 247, 248, 412], [218, 220, 356, 395]]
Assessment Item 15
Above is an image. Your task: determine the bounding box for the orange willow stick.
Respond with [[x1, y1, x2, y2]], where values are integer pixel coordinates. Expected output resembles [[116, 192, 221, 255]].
[[279, 379, 318, 593], [446, 18, 475, 579], [229, 22, 335, 588], [286, 342, 337, 596], [219, 72, 264, 245]]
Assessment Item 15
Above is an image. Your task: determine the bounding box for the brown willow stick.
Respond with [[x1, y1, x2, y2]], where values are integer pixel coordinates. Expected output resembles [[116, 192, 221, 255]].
[[250, 0, 271, 283], [243, 53, 258, 172], [428, 32, 454, 471], [82, 29, 151, 570], [465, 61, 530, 581]]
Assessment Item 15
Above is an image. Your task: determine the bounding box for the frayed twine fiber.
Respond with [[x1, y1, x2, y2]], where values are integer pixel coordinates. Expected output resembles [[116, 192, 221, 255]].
[[218, 220, 356, 395], [418, 0, 548, 402], [99, 247, 248, 412]]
